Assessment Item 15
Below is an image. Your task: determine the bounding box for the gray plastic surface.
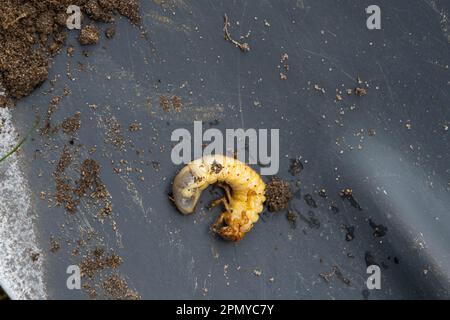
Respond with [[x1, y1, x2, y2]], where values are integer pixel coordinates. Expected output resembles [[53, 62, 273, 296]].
[[1, 0, 450, 299]]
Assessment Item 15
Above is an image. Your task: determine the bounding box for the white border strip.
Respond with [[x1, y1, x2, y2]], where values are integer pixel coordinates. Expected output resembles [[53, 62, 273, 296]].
[[0, 106, 46, 300]]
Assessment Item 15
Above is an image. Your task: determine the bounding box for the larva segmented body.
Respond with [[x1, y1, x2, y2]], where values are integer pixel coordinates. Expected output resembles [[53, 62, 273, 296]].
[[173, 155, 266, 241]]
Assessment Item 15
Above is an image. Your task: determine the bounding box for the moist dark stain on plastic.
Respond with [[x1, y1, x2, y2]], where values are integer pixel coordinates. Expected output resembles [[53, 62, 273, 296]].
[[340, 188, 362, 210], [365, 251, 378, 267], [330, 203, 340, 213], [362, 289, 370, 300], [369, 219, 388, 237], [343, 225, 355, 241], [289, 158, 303, 176], [304, 194, 318, 208], [297, 210, 320, 229]]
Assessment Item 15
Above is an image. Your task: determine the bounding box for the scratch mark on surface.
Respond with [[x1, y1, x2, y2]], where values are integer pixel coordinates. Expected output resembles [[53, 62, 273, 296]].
[[376, 61, 395, 105], [423, 0, 450, 43], [125, 26, 136, 76], [236, 0, 248, 129]]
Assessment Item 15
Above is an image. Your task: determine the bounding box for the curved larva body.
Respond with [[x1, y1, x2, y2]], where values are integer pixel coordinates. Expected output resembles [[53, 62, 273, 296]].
[[173, 155, 266, 241]]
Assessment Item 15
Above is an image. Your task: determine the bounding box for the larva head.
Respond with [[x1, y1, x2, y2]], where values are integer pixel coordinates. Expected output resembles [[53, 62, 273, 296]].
[[173, 166, 201, 214]]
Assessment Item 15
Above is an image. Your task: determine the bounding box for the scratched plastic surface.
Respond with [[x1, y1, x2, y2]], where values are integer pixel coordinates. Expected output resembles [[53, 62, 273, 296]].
[[3, 0, 450, 299]]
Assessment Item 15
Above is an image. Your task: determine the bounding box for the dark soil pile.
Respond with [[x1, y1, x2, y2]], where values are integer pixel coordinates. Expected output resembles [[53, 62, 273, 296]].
[[265, 177, 293, 212], [0, 0, 140, 106]]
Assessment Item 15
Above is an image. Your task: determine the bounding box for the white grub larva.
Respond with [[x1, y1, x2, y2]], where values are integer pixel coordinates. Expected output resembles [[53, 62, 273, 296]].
[[173, 155, 266, 241]]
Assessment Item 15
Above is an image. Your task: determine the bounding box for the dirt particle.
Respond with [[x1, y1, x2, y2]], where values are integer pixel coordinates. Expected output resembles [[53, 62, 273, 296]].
[[53, 146, 77, 212], [30, 252, 40, 262], [104, 116, 124, 149], [289, 158, 303, 176], [210, 161, 223, 174], [50, 237, 60, 253], [340, 188, 362, 210], [159, 95, 170, 112], [314, 84, 326, 93], [61, 111, 81, 135], [280, 53, 289, 68], [67, 45, 75, 57], [253, 100, 261, 107], [318, 188, 327, 198], [171, 95, 182, 112], [128, 121, 141, 132], [265, 177, 293, 212], [355, 87, 367, 96], [369, 219, 388, 237], [319, 266, 351, 286], [105, 25, 116, 39], [286, 210, 297, 228], [253, 269, 262, 277], [41, 95, 62, 135], [160, 95, 182, 112], [79, 24, 100, 45]]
